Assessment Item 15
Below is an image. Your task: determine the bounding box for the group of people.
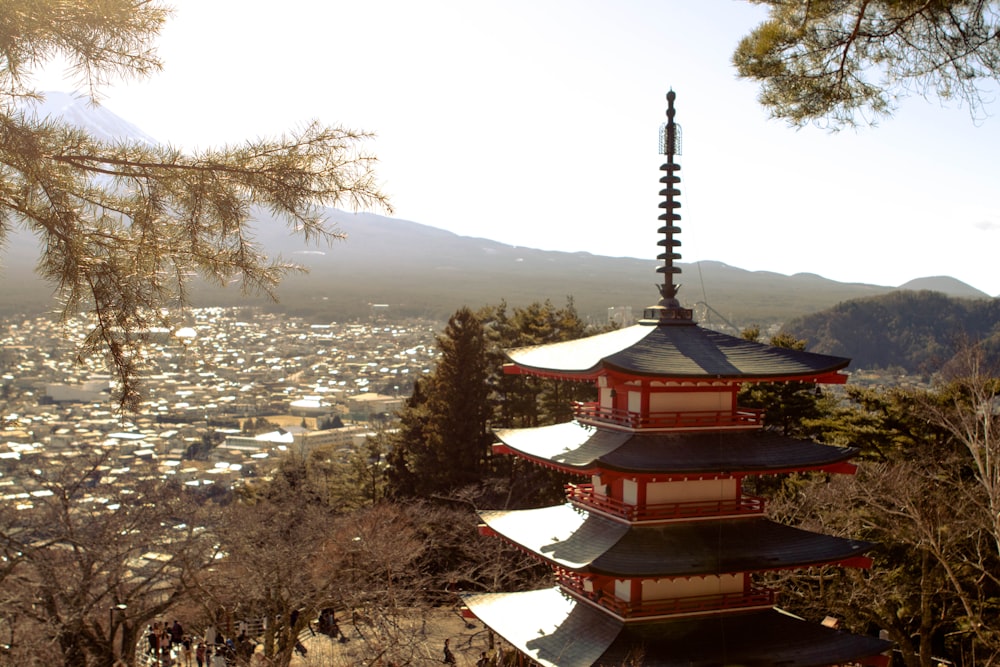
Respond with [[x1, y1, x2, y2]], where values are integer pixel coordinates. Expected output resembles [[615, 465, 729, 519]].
[[444, 639, 496, 666], [143, 620, 192, 666], [316, 607, 346, 641], [143, 621, 255, 667]]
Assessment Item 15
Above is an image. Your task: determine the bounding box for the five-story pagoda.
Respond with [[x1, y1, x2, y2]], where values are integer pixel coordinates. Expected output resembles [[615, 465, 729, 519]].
[[461, 92, 891, 667]]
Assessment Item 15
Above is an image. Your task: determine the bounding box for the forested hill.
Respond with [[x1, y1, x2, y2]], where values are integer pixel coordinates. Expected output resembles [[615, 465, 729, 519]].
[[781, 290, 1000, 373]]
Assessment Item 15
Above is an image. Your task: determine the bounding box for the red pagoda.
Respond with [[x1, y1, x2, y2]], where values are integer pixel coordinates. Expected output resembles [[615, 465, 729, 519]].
[[461, 91, 891, 666]]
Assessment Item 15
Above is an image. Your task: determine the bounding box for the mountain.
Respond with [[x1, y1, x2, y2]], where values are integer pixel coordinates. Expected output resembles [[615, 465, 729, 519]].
[[19, 91, 157, 145], [782, 290, 1000, 372], [240, 209, 898, 324], [0, 93, 993, 325], [898, 276, 989, 299]]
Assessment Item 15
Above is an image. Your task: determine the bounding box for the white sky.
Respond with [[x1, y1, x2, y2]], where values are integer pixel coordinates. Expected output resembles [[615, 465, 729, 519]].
[[37, 0, 1000, 296]]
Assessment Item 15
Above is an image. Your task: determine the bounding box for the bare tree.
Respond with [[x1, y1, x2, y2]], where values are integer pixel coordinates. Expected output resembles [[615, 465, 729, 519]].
[[0, 448, 218, 667], [771, 376, 1000, 666], [928, 344, 1000, 559]]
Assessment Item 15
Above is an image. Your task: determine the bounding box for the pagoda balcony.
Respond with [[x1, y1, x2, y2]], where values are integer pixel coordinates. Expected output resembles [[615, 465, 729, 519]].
[[566, 483, 766, 522], [555, 571, 776, 619], [572, 402, 763, 431]]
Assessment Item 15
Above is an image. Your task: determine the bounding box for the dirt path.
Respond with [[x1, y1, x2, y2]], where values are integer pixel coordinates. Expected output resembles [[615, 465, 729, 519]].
[[290, 607, 497, 666]]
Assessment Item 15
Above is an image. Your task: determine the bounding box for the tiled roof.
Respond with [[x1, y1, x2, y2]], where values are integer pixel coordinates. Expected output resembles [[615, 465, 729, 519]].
[[480, 504, 873, 576], [493, 421, 858, 474], [462, 588, 891, 667], [505, 322, 850, 380]]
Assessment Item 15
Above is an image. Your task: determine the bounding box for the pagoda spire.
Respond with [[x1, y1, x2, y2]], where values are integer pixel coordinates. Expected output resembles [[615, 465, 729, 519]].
[[645, 89, 693, 323]]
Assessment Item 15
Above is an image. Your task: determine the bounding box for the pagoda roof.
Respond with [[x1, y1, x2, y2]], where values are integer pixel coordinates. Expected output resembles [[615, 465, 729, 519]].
[[462, 587, 891, 667], [480, 504, 873, 577], [504, 321, 850, 382], [493, 421, 858, 475]]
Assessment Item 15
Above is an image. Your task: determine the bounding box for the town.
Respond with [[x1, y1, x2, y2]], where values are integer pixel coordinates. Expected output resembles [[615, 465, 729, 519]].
[[0, 307, 443, 501]]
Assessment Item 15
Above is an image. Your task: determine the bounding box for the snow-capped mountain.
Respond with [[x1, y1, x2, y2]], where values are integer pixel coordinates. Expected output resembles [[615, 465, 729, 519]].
[[19, 91, 157, 145]]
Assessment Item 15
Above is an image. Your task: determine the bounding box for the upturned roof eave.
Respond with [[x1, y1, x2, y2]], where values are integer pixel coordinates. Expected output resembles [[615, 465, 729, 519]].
[[491, 423, 861, 476], [485, 532, 877, 579], [479, 506, 876, 578], [492, 441, 860, 477], [502, 321, 853, 383], [461, 588, 893, 667], [503, 359, 851, 385]]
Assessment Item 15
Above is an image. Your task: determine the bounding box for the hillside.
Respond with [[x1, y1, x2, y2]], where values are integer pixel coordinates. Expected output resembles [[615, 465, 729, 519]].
[[0, 208, 987, 327], [781, 290, 1000, 373], [1, 93, 992, 325], [186, 209, 990, 325]]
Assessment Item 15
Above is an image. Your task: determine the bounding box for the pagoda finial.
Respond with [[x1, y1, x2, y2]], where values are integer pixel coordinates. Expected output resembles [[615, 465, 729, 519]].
[[644, 89, 693, 323]]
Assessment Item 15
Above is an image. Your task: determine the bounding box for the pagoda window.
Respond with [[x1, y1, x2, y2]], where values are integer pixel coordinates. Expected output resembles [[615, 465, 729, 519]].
[[627, 390, 642, 414], [623, 478, 638, 505], [599, 386, 614, 410], [591, 474, 608, 497], [614, 579, 632, 602], [646, 478, 737, 504], [649, 390, 732, 413], [641, 573, 744, 601]]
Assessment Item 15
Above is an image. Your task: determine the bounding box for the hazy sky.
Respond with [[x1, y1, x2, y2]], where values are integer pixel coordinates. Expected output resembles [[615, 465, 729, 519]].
[[38, 1, 1000, 296]]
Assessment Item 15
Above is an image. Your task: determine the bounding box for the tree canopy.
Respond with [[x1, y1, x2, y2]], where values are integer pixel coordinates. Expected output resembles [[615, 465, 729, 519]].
[[771, 346, 1000, 665], [734, 1, 1000, 127], [781, 290, 1000, 373], [1, 0, 389, 410]]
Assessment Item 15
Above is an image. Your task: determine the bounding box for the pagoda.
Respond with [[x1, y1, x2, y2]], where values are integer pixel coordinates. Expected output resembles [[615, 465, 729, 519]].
[[461, 92, 891, 666]]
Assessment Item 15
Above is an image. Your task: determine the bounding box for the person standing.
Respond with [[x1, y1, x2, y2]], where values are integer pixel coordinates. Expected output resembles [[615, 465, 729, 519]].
[[443, 638, 457, 664], [179, 634, 192, 667], [195, 641, 207, 667]]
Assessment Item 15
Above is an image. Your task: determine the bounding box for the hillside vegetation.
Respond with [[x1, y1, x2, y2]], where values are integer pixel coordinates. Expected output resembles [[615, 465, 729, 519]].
[[782, 290, 1000, 372]]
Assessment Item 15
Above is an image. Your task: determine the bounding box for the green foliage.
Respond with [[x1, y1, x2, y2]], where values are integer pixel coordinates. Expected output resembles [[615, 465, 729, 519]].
[[0, 0, 388, 410], [387, 299, 594, 504], [783, 290, 1000, 373], [482, 298, 595, 429], [349, 430, 390, 505], [734, 0, 1000, 126], [318, 414, 345, 430], [242, 416, 281, 435], [385, 378, 429, 498], [738, 329, 822, 438], [809, 385, 953, 460], [773, 372, 1000, 665], [386, 308, 492, 497], [186, 428, 224, 460]]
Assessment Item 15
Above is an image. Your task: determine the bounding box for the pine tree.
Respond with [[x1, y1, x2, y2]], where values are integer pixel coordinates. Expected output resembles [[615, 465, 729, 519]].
[[384, 378, 429, 497], [733, 1, 1000, 126], [483, 298, 593, 429], [387, 309, 491, 496], [738, 329, 823, 437], [420, 307, 492, 493], [1, 1, 389, 410]]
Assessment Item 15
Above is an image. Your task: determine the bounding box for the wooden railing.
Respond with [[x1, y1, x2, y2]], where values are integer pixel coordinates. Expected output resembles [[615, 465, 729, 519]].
[[572, 402, 763, 430], [566, 483, 765, 522], [555, 571, 775, 619]]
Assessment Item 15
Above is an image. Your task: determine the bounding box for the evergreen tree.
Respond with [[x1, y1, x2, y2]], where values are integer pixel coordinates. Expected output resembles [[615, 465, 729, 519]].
[[387, 301, 594, 502], [734, 1, 1000, 126], [773, 379, 1000, 665], [482, 298, 593, 429], [385, 378, 429, 498], [418, 307, 492, 493], [1, 1, 388, 410], [738, 330, 823, 437], [386, 309, 491, 497]]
